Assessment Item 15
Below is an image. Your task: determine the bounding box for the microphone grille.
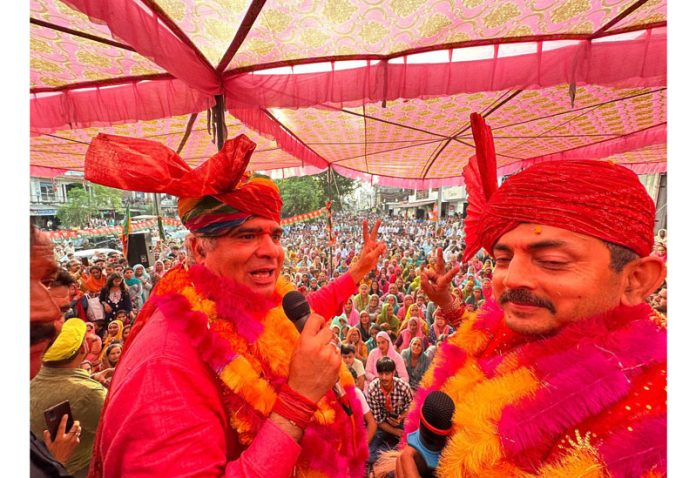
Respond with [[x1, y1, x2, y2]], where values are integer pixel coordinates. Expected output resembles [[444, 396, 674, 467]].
[[282, 290, 311, 323], [422, 391, 455, 431]]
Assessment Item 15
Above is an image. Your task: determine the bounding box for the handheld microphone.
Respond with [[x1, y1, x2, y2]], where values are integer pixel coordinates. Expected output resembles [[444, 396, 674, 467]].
[[282, 291, 353, 416], [406, 390, 455, 475]]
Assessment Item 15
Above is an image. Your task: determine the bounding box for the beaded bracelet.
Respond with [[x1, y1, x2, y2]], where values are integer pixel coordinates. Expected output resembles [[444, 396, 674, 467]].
[[440, 298, 465, 327], [272, 383, 318, 430]]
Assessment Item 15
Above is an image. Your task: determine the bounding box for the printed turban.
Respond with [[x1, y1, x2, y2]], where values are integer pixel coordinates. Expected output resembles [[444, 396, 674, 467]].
[[85, 133, 282, 235], [461, 113, 655, 261], [43, 319, 87, 362]]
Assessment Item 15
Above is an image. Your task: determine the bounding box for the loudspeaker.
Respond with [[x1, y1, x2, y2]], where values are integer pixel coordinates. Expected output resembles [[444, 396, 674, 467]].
[[127, 232, 154, 268]]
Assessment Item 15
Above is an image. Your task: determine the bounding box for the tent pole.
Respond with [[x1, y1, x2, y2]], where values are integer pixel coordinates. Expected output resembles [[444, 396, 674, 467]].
[[214, 94, 226, 151]]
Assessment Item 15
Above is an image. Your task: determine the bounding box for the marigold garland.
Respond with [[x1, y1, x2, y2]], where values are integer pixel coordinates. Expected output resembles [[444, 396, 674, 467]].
[[400, 299, 666, 478], [138, 264, 367, 477]]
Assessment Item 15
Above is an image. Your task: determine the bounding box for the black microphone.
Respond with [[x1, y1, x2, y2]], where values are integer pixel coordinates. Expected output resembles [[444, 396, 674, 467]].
[[406, 390, 455, 475], [282, 291, 353, 416]]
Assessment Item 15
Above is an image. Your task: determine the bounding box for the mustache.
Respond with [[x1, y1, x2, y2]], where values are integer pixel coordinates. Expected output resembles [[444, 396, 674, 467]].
[[499, 288, 556, 314]]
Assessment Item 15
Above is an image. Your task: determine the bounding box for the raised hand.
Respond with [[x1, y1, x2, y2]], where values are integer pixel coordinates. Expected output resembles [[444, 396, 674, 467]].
[[420, 247, 460, 309], [349, 220, 386, 283]]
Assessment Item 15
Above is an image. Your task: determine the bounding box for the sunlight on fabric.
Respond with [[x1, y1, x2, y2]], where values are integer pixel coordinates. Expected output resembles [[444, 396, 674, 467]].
[[593, 30, 645, 43], [253, 66, 294, 75], [542, 40, 582, 51], [268, 108, 296, 131], [293, 62, 335, 74], [451, 45, 496, 62], [405, 50, 451, 64], [333, 60, 369, 71], [498, 42, 537, 58]]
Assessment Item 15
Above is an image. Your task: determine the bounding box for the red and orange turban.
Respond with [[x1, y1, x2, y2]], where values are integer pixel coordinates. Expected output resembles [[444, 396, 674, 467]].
[[85, 133, 282, 235], [462, 113, 655, 261]]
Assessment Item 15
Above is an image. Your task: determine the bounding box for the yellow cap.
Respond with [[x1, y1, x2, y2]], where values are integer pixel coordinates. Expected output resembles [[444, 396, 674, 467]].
[[43, 319, 87, 363]]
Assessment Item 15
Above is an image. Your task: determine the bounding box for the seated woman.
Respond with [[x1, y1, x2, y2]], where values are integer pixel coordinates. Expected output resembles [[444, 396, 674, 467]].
[[365, 324, 381, 354], [357, 311, 374, 343], [97, 319, 123, 370], [395, 295, 414, 322], [401, 337, 431, 391], [343, 326, 368, 364], [394, 318, 429, 352], [376, 303, 400, 342], [383, 294, 400, 316], [338, 299, 360, 327], [365, 331, 408, 386], [365, 294, 382, 323], [427, 310, 455, 346], [100, 342, 123, 387], [397, 304, 428, 337]]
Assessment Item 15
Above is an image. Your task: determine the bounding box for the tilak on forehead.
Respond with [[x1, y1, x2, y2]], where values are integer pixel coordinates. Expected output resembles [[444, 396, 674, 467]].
[[461, 113, 655, 261], [85, 133, 282, 236]]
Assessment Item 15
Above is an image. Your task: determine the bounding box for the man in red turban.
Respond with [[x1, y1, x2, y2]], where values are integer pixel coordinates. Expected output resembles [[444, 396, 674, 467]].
[[386, 114, 666, 477], [85, 133, 386, 477]]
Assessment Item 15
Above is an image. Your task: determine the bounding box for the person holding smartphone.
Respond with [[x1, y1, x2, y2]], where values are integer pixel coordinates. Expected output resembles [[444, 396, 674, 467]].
[[31, 319, 106, 477], [30, 226, 82, 477]]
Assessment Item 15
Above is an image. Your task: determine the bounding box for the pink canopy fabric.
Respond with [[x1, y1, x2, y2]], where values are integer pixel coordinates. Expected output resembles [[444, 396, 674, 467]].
[[30, 0, 667, 188]]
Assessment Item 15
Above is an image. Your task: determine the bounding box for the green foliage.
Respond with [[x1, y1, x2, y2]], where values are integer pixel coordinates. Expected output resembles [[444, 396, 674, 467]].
[[277, 171, 357, 217], [57, 184, 124, 228], [277, 176, 323, 217]]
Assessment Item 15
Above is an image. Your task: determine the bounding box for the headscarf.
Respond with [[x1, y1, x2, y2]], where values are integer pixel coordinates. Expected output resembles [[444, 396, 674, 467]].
[[366, 294, 381, 315], [401, 337, 429, 389], [82, 272, 106, 295], [101, 342, 123, 370], [373, 331, 402, 362], [341, 301, 360, 327], [399, 317, 425, 348], [98, 319, 123, 361], [462, 113, 655, 261], [330, 316, 349, 340], [42, 319, 86, 363], [343, 327, 368, 359], [384, 294, 400, 315], [133, 264, 150, 281], [404, 303, 424, 321], [378, 303, 397, 324], [85, 133, 282, 236], [124, 274, 141, 288]]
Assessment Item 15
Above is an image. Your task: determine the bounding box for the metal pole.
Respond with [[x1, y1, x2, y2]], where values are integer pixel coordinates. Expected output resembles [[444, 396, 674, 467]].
[[437, 187, 443, 221]]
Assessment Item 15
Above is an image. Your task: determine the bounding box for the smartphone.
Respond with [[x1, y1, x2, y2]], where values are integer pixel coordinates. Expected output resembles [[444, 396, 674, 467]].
[[81, 257, 90, 267], [44, 400, 73, 442]]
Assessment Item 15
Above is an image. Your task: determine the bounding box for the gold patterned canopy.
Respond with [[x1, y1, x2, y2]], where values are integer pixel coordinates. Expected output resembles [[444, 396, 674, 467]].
[[30, 0, 666, 187]]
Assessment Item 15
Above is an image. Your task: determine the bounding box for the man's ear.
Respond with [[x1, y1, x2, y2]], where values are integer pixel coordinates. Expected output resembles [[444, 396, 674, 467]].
[[185, 235, 207, 265], [620, 256, 667, 306]]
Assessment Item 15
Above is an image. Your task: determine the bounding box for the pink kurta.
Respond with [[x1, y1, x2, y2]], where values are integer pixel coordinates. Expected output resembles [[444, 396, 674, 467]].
[[94, 273, 357, 477]]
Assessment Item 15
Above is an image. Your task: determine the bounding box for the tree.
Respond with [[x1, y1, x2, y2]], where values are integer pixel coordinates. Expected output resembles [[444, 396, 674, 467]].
[[318, 170, 358, 212], [57, 184, 124, 227], [277, 170, 358, 217], [56, 187, 92, 228], [277, 176, 323, 217]]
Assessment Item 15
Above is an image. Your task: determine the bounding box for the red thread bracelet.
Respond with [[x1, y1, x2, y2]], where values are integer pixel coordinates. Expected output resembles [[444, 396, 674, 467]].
[[272, 383, 318, 430]]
